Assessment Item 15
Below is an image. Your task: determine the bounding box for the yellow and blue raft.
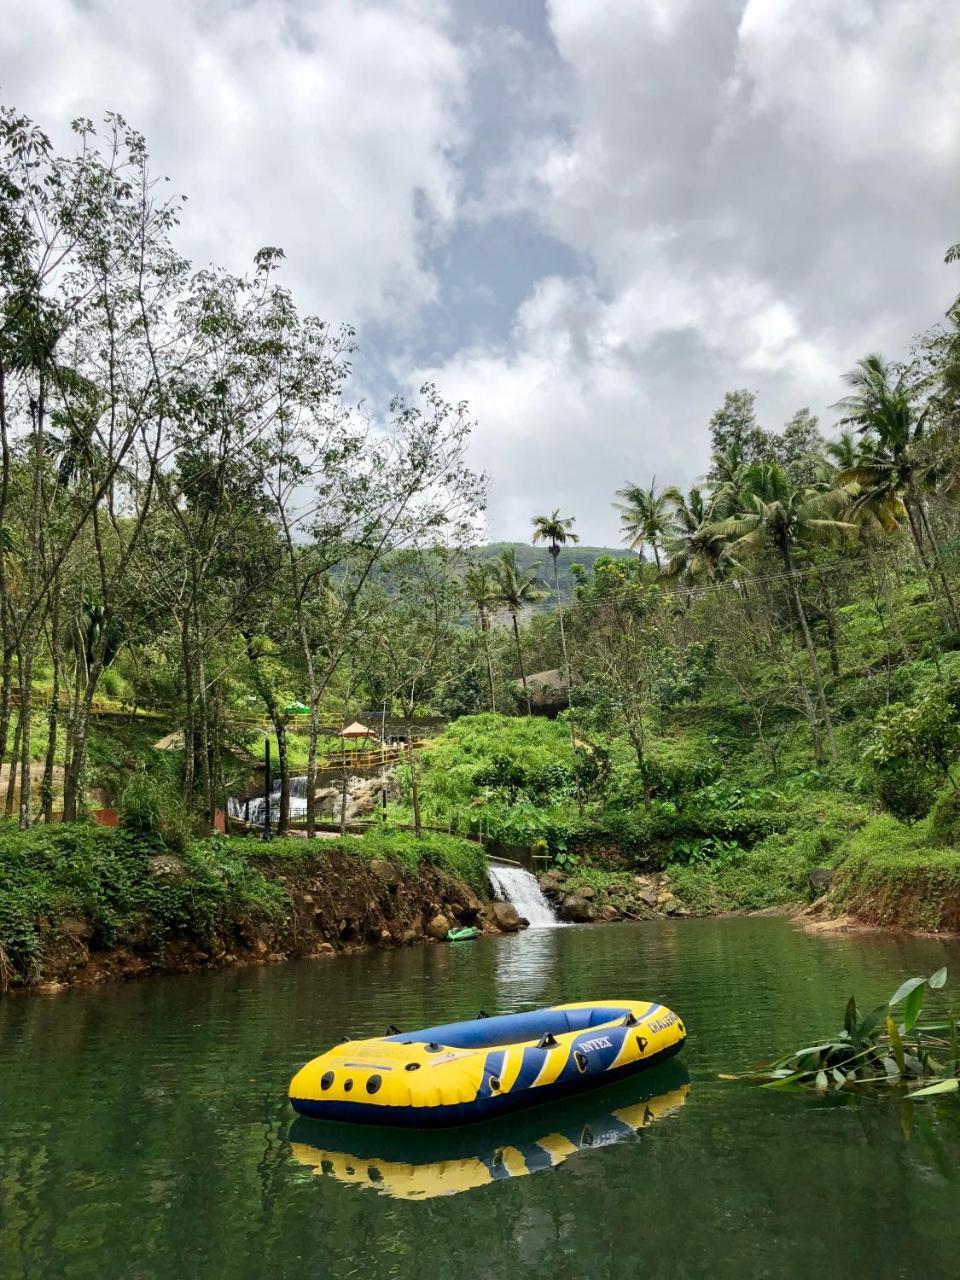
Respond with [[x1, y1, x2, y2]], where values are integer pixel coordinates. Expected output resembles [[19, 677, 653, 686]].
[[289, 1066, 689, 1198], [288, 999, 686, 1128]]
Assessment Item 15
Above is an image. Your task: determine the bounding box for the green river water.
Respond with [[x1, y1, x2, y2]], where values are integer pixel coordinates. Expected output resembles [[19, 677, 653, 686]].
[[3, 917, 960, 1279]]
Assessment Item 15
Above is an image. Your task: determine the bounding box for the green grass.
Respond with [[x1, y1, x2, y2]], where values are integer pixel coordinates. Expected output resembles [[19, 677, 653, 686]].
[[831, 819, 960, 932]]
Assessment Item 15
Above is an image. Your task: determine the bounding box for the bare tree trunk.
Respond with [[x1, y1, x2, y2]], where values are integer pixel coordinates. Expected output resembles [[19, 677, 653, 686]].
[[0, 634, 13, 793], [479, 610, 496, 712], [244, 631, 290, 834], [512, 611, 531, 715], [196, 640, 213, 831], [918, 501, 960, 631], [16, 642, 33, 828], [552, 548, 583, 816], [339, 735, 349, 836], [405, 713, 422, 836], [41, 584, 62, 822], [4, 709, 21, 816], [781, 545, 836, 762]]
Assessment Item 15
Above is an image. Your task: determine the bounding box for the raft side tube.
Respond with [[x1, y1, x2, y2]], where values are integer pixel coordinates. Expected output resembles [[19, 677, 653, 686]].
[[289, 999, 686, 1128]]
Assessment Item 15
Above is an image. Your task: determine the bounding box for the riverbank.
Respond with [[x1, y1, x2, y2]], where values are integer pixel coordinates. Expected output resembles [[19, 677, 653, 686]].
[[0, 823, 518, 994]]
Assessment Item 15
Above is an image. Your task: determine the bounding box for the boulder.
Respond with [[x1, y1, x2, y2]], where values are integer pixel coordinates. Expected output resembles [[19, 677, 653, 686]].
[[660, 894, 681, 915], [401, 928, 420, 945], [539, 874, 561, 894], [148, 854, 185, 881], [578, 885, 596, 900], [459, 885, 483, 914], [560, 894, 597, 923], [600, 904, 621, 921], [59, 916, 93, 942], [808, 868, 834, 896], [638, 888, 659, 908], [491, 902, 522, 932], [425, 913, 450, 941], [369, 859, 400, 887]]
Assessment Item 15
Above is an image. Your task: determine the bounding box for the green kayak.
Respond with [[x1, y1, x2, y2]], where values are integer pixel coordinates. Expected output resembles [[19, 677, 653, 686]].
[[447, 926, 479, 943]]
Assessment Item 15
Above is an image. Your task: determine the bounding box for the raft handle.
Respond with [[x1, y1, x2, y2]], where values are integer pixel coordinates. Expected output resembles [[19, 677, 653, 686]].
[[384, 1024, 401, 1036], [405, 1063, 421, 1072], [623, 1013, 638, 1026], [574, 1051, 588, 1074], [477, 1010, 490, 1019], [636, 1035, 648, 1054], [537, 1032, 559, 1049]]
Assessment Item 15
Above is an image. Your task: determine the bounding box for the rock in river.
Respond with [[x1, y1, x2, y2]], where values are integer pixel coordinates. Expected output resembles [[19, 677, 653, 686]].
[[560, 894, 597, 923], [425, 913, 450, 941], [492, 902, 522, 932]]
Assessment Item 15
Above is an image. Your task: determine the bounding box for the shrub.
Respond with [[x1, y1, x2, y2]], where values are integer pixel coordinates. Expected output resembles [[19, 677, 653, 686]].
[[869, 757, 936, 823], [926, 788, 960, 847]]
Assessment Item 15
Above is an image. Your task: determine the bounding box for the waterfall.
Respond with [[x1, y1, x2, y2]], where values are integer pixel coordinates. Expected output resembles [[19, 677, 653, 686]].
[[232, 772, 385, 828], [239, 776, 312, 828], [488, 862, 559, 928]]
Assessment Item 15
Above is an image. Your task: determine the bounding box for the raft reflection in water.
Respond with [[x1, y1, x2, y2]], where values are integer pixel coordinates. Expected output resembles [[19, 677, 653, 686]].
[[289, 1063, 688, 1201]]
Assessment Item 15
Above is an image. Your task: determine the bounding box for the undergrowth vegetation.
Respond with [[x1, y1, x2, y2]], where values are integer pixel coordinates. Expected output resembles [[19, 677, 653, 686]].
[[0, 822, 486, 990]]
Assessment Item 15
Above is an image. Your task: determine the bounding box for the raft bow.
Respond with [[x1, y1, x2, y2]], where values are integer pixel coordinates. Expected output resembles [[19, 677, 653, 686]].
[[289, 999, 686, 1128]]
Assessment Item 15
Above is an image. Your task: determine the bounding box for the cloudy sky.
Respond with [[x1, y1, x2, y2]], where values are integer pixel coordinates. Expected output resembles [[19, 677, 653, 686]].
[[3, 0, 959, 543]]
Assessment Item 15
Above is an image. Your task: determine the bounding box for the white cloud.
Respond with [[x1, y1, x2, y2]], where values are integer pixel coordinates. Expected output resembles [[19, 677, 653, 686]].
[[735, 0, 960, 167], [422, 0, 960, 541], [5, 0, 960, 544], [0, 0, 465, 325], [415, 269, 843, 542]]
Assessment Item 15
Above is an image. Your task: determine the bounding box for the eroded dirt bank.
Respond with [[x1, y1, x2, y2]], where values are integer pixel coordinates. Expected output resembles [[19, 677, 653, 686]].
[[24, 852, 522, 994]]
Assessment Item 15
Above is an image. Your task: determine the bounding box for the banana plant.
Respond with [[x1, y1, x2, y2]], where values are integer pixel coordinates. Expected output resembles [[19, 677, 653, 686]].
[[723, 967, 960, 1099]]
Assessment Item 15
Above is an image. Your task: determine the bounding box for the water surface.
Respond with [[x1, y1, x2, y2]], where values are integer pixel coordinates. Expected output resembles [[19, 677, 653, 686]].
[[2, 918, 960, 1279]]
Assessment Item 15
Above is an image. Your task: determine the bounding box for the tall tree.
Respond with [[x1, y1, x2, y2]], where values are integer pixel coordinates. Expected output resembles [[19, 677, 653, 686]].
[[613, 480, 671, 568], [532, 508, 583, 812], [662, 486, 733, 586], [463, 563, 499, 712], [489, 548, 545, 715], [834, 352, 960, 630], [715, 462, 851, 760], [707, 390, 772, 478]]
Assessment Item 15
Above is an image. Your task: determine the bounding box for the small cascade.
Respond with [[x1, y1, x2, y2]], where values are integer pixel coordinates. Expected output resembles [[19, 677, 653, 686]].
[[231, 772, 387, 828], [488, 862, 559, 928]]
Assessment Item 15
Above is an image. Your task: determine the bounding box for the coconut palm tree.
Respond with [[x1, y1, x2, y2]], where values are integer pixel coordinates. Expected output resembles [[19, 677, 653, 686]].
[[463, 563, 499, 712], [823, 430, 863, 474], [489, 548, 546, 715], [532, 508, 583, 810], [709, 445, 751, 520], [714, 462, 852, 760], [614, 479, 672, 569], [531, 509, 579, 692], [662, 486, 734, 586], [832, 353, 959, 628]]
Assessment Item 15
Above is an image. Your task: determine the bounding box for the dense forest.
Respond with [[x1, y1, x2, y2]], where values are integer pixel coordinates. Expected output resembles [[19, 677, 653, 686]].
[[4, 106, 960, 950]]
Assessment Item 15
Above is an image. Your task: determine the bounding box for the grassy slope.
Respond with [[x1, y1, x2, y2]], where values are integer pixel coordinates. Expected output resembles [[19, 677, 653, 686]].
[[404, 574, 960, 925]]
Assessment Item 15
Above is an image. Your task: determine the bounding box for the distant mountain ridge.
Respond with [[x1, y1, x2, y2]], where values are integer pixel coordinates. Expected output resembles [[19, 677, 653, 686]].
[[474, 542, 635, 599]]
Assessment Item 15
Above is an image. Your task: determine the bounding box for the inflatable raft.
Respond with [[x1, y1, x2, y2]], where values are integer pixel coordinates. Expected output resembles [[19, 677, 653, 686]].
[[290, 1067, 689, 1198], [289, 999, 685, 1128]]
